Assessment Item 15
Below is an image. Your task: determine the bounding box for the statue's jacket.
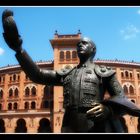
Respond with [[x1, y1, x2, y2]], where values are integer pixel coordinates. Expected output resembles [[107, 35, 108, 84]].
[[58, 64, 114, 109], [15, 50, 140, 132]]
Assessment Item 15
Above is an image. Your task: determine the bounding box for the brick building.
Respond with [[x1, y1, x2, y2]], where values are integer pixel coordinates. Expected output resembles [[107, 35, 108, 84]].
[[0, 32, 140, 133]]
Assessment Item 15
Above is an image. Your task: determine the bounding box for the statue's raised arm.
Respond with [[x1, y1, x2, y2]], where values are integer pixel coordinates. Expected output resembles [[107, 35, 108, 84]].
[[2, 9, 22, 52], [2, 9, 62, 86]]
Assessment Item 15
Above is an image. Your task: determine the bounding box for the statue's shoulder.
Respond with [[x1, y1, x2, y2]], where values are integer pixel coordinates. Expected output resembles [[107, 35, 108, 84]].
[[94, 64, 116, 78], [56, 66, 75, 76]]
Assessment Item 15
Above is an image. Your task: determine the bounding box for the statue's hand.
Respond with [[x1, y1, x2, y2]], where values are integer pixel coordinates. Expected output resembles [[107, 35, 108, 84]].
[[86, 103, 111, 122], [2, 9, 22, 52]]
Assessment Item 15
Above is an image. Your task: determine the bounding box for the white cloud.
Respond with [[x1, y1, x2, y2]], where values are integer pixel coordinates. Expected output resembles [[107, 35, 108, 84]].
[[120, 24, 140, 40], [137, 9, 140, 15], [0, 47, 4, 55]]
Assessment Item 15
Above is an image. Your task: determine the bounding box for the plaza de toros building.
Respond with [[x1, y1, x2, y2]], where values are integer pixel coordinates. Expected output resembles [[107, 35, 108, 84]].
[[0, 32, 140, 133]]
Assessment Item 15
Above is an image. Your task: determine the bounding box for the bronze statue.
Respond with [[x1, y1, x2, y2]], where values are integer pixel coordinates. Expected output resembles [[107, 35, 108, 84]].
[[2, 9, 140, 133]]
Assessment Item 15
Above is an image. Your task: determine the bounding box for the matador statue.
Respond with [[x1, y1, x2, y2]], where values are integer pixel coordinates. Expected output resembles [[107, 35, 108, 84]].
[[2, 9, 140, 133]]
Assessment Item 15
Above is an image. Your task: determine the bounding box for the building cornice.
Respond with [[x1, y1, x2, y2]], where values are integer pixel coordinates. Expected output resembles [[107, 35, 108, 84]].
[[0, 60, 53, 72], [94, 59, 140, 68], [1, 59, 140, 72]]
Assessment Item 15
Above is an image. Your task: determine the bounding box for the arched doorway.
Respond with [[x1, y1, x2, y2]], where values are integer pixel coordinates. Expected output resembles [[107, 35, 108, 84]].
[[38, 118, 52, 133], [0, 119, 5, 133], [15, 119, 27, 133]]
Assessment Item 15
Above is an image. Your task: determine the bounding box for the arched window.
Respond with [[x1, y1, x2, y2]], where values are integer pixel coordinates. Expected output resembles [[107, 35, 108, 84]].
[[66, 51, 71, 60], [8, 103, 12, 110], [123, 85, 128, 95], [9, 89, 13, 97], [24, 102, 29, 109], [129, 85, 134, 94], [25, 87, 30, 97], [131, 100, 135, 103], [31, 101, 36, 109], [125, 71, 129, 78], [137, 73, 140, 80], [17, 75, 20, 81], [130, 73, 132, 78], [13, 74, 16, 81], [10, 76, 12, 82], [0, 104, 2, 110], [31, 87, 36, 96], [72, 51, 77, 59], [60, 51, 64, 60], [13, 102, 18, 110], [15, 88, 19, 97], [0, 90, 3, 99], [121, 72, 124, 78]]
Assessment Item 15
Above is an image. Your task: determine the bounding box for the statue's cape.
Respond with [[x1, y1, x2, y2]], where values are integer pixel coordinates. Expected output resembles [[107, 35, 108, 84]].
[[103, 96, 140, 116]]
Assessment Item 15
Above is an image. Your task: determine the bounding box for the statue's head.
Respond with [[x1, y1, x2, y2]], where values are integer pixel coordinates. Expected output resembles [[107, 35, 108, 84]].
[[76, 37, 96, 60]]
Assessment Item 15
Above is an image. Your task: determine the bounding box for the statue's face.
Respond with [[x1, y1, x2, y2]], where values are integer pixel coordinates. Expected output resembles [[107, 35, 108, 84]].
[[77, 37, 95, 59]]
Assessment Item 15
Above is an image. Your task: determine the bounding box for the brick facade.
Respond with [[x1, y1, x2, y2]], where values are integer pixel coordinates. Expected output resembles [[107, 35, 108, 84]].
[[0, 32, 140, 133]]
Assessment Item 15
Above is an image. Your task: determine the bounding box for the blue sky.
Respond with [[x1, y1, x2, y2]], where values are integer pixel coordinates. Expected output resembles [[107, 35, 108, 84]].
[[0, 6, 140, 67]]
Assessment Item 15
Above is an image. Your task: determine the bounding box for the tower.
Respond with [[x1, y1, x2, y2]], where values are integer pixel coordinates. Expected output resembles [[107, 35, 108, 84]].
[[50, 31, 81, 132]]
